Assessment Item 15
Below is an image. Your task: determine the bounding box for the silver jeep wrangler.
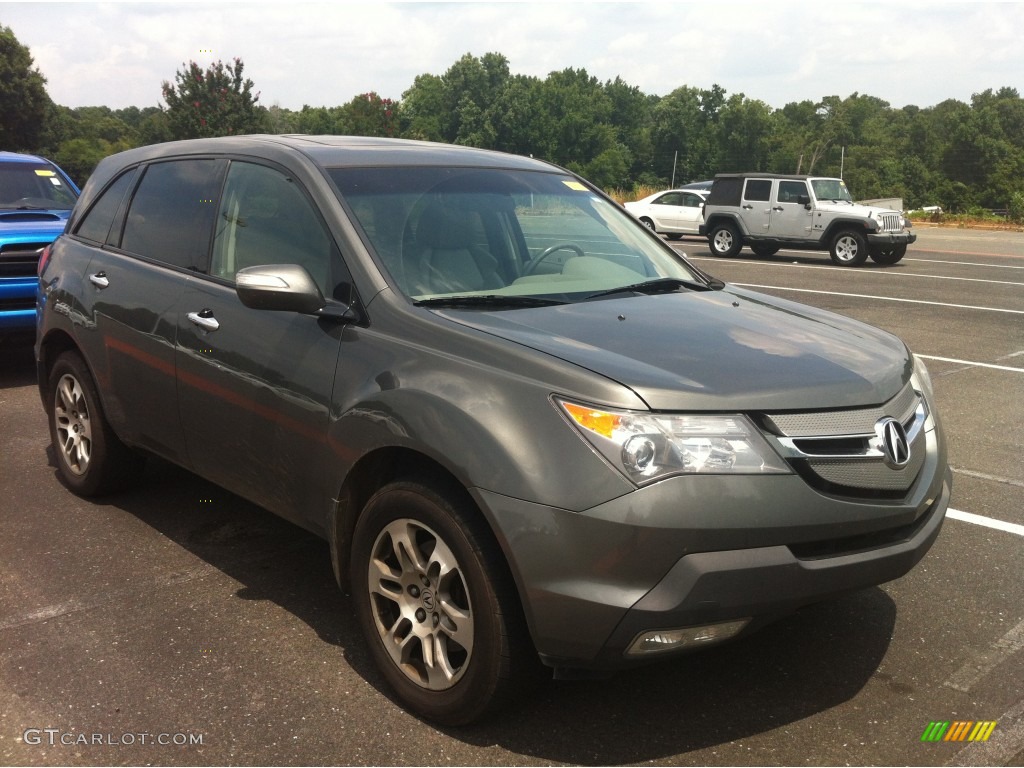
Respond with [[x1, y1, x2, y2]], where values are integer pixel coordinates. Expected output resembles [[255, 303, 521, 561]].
[[699, 173, 916, 266]]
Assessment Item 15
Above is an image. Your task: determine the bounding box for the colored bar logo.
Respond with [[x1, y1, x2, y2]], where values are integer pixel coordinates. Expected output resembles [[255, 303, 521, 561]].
[[921, 721, 997, 742]]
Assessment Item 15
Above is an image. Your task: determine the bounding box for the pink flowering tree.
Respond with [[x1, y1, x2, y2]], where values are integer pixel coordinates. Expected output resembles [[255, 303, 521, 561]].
[[160, 57, 268, 140]]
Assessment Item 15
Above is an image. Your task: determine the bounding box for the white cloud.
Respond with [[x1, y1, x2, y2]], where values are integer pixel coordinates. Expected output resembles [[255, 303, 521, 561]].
[[3, 1, 1022, 111]]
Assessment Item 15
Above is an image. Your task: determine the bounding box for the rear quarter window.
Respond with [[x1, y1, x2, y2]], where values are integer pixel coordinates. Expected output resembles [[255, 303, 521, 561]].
[[74, 168, 138, 244]]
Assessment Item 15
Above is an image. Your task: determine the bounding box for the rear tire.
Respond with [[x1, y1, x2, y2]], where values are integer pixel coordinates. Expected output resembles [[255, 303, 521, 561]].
[[46, 350, 144, 496], [829, 230, 869, 266], [707, 222, 742, 258], [666, 233, 682, 241], [350, 479, 536, 725], [870, 244, 907, 265]]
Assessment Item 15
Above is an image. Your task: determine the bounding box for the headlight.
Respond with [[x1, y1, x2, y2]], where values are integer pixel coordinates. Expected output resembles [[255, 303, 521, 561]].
[[911, 354, 936, 430], [556, 399, 791, 485]]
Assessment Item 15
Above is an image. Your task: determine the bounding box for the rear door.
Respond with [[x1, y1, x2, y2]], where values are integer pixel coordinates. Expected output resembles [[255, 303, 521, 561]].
[[175, 160, 349, 524], [72, 159, 225, 465], [738, 178, 773, 235]]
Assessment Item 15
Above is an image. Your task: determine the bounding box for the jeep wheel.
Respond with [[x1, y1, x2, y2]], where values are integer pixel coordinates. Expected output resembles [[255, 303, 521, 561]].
[[708, 223, 742, 258], [751, 244, 780, 257], [830, 230, 869, 267], [351, 479, 535, 725], [870, 244, 907, 265], [47, 350, 144, 496]]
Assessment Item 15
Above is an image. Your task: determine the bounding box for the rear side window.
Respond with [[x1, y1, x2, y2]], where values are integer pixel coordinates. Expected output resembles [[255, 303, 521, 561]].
[[74, 168, 138, 244], [121, 159, 225, 270], [743, 179, 772, 202]]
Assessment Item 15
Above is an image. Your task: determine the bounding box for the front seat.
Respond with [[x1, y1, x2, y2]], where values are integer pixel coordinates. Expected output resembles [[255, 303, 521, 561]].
[[407, 205, 503, 295]]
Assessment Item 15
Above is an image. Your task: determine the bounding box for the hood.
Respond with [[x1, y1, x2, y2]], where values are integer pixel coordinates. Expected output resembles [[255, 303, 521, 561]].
[[0, 210, 71, 241], [816, 200, 899, 218], [439, 286, 910, 411]]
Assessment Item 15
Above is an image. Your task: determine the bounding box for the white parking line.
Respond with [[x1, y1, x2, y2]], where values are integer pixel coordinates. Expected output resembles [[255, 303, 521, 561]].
[[946, 508, 1024, 537], [688, 255, 1024, 285], [904, 257, 1024, 271], [943, 617, 1024, 694], [917, 355, 1024, 373], [730, 284, 1024, 315]]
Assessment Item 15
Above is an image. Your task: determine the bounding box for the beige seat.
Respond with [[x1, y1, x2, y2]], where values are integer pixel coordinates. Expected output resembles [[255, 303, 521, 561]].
[[406, 205, 503, 295]]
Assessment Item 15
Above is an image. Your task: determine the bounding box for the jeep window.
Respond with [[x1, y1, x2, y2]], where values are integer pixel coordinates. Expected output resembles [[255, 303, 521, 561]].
[[211, 161, 340, 296], [329, 166, 703, 301], [74, 168, 138, 245], [777, 180, 808, 204], [121, 159, 226, 270], [743, 179, 772, 202], [811, 178, 853, 203], [0, 161, 78, 210]]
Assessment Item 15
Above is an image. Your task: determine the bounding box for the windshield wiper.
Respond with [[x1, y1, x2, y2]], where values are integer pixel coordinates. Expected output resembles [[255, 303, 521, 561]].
[[583, 276, 722, 301], [413, 294, 566, 309]]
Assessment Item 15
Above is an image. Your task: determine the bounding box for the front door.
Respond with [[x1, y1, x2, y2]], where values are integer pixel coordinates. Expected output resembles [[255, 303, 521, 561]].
[[175, 160, 349, 524]]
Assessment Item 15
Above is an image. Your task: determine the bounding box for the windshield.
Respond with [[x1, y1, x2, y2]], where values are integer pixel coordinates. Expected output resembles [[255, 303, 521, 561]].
[[328, 166, 705, 303], [0, 161, 78, 211], [810, 178, 853, 203]]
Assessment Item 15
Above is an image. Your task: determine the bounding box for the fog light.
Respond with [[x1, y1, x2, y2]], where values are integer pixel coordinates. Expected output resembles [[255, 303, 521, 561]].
[[626, 619, 750, 657]]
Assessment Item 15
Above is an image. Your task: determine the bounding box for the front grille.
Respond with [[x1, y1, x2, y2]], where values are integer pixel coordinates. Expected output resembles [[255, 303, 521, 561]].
[[878, 212, 903, 233], [763, 382, 927, 499]]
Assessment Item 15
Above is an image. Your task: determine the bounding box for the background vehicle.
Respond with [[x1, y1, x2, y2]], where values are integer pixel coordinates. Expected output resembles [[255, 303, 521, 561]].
[[624, 188, 706, 239], [37, 136, 948, 725], [0, 152, 79, 344], [700, 173, 916, 266], [680, 180, 713, 194]]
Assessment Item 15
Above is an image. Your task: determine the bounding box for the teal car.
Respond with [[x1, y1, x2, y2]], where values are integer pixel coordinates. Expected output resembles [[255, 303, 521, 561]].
[[0, 152, 79, 344]]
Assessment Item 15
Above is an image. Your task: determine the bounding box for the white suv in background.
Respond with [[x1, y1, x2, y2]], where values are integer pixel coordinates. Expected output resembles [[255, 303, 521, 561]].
[[700, 174, 916, 266]]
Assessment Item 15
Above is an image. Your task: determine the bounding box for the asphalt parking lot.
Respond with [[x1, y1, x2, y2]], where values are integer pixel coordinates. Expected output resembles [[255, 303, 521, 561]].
[[1, 225, 1022, 766]]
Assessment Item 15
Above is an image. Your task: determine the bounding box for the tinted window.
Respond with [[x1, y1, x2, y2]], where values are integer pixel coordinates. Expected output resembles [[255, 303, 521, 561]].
[[74, 168, 138, 244], [121, 160, 225, 270], [743, 179, 772, 202], [777, 180, 808, 204], [653, 192, 682, 206], [210, 162, 337, 295], [681, 193, 703, 208]]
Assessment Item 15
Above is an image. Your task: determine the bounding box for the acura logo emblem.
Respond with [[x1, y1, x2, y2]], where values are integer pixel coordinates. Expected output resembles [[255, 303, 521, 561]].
[[875, 417, 910, 469]]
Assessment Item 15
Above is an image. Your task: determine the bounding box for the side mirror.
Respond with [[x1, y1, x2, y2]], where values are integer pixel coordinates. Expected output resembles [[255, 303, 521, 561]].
[[235, 264, 326, 314], [798, 194, 811, 207]]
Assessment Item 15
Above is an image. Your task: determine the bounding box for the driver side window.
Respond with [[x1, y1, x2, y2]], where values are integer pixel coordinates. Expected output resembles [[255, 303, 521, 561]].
[[211, 162, 335, 295]]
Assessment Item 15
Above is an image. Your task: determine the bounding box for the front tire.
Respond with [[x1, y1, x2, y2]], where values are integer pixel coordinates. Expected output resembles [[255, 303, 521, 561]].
[[707, 222, 742, 258], [350, 479, 533, 725], [46, 350, 143, 496], [829, 229, 869, 266], [639, 217, 657, 233], [750, 244, 780, 257]]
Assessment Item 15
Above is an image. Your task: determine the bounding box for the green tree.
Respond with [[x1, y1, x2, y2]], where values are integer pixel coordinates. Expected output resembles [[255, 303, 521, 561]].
[[161, 57, 268, 140], [0, 24, 51, 151]]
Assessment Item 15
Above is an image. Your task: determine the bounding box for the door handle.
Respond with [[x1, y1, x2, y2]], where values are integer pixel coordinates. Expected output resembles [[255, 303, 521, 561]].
[[186, 310, 220, 333], [741, 204, 753, 210], [89, 272, 109, 289], [772, 206, 785, 212]]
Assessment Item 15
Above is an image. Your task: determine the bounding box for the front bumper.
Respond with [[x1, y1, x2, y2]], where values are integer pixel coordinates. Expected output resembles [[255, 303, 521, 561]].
[[475, 423, 949, 671], [868, 231, 917, 246]]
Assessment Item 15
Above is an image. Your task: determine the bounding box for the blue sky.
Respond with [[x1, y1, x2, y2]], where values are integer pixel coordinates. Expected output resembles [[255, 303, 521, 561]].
[[5, 1, 1023, 111]]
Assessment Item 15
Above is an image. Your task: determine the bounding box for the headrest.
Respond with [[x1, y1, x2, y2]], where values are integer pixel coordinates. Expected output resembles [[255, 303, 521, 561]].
[[416, 204, 475, 250]]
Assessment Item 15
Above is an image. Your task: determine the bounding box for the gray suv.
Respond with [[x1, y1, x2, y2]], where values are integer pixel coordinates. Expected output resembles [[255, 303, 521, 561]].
[[700, 173, 917, 266], [36, 136, 950, 725]]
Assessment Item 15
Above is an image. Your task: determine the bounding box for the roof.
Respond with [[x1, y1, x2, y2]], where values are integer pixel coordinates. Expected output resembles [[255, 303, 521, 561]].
[[89, 135, 557, 174], [712, 172, 840, 182], [0, 151, 52, 165]]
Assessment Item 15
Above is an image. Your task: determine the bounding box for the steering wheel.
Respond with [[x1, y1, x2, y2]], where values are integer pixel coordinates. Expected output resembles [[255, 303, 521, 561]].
[[522, 243, 585, 276]]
